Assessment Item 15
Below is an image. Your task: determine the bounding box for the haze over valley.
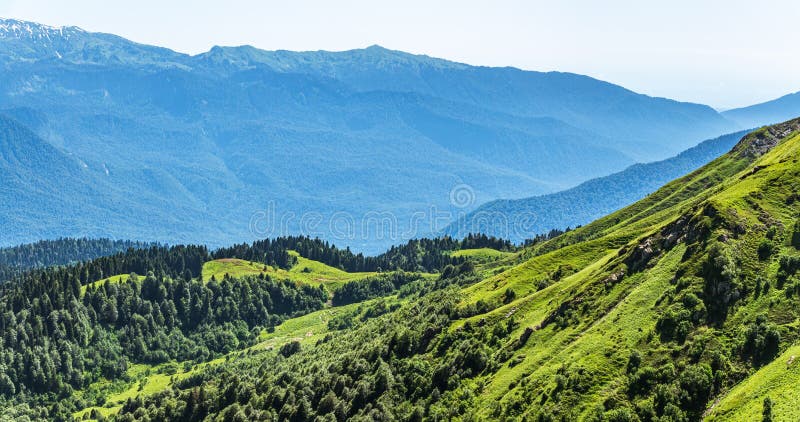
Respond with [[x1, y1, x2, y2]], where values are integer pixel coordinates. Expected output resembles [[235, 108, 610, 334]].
[[1, 4, 800, 421]]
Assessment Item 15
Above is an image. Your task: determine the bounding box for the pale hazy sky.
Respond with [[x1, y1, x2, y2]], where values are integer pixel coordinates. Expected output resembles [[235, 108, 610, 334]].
[[2, 0, 798, 109]]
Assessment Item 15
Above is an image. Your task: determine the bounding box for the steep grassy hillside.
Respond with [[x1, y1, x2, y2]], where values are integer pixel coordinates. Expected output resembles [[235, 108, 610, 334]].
[[5, 119, 800, 420], [462, 118, 800, 420], [708, 343, 800, 421], [99, 118, 800, 421], [454, 118, 800, 420]]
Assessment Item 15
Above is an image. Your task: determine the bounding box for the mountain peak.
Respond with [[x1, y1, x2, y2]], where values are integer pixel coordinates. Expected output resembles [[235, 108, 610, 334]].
[[364, 44, 389, 51], [0, 18, 186, 67], [0, 18, 84, 41]]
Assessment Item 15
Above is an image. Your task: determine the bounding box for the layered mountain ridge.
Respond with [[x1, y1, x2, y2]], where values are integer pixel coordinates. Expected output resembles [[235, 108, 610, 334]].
[[2, 118, 800, 421], [0, 17, 794, 253], [443, 129, 751, 242]]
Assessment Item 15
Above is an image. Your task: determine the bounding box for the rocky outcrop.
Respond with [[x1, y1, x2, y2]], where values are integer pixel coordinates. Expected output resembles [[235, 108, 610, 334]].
[[733, 117, 800, 158]]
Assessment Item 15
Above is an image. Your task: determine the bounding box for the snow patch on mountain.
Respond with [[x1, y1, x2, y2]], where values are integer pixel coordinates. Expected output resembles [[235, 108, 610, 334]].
[[0, 18, 84, 41]]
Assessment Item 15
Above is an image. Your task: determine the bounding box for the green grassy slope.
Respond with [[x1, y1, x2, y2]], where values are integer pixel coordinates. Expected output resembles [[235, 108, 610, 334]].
[[201, 258, 270, 282], [443, 119, 800, 420], [451, 248, 515, 260], [707, 344, 800, 421], [80, 274, 146, 295], [202, 251, 377, 290], [455, 119, 800, 420], [74, 118, 800, 421], [72, 251, 401, 420]]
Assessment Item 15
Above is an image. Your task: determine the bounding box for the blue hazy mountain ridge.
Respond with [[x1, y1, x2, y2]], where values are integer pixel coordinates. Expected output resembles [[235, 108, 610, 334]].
[[199, 44, 734, 160], [0, 114, 225, 244], [442, 130, 750, 243], [723, 90, 800, 129], [0, 18, 758, 252]]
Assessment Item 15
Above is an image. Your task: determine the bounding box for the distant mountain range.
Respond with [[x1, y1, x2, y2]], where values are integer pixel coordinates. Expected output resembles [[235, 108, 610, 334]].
[[0, 18, 797, 252], [442, 129, 750, 242], [723, 91, 800, 129]]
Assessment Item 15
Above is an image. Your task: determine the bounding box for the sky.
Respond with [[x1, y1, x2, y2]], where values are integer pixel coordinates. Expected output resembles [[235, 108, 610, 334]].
[[1, 0, 798, 109]]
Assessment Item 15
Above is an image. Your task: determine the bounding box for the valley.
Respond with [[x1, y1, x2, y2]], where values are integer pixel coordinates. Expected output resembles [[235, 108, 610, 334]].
[[1, 119, 800, 420], [1, 10, 800, 421]]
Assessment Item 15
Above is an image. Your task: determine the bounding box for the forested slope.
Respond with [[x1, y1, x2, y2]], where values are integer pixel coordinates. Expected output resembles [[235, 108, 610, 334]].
[[3, 119, 800, 421], [0, 238, 151, 283], [107, 118, 800, 421]]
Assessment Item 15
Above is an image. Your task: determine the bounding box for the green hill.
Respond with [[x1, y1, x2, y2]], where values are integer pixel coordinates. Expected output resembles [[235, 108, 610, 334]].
[[201, 252, 378, 289], [112, 117, 798, 421], [3, 119, 800, 420]]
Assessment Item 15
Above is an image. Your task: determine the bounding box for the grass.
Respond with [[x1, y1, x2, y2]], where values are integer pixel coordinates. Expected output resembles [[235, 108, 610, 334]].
[[472, 245, 686, 418], [284, 251, 378, 289], [74, 128, 800, 419], [73, 362, 186, 419], [707, 344, 800, 421], [201, 258, 271, 282], [201, 251, 377, 290], [254, 301, 368, 350], [81, 274, 146, 295], [460, 236, 624, 309], [451, 247, 514, 260]]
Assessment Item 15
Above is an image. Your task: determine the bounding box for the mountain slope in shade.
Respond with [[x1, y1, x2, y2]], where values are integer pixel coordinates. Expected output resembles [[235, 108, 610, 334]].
[[0, 115, 225, 245], [723, 90, 800, 129], [444, 129, 750, 242], [0, 114, 97, 233]]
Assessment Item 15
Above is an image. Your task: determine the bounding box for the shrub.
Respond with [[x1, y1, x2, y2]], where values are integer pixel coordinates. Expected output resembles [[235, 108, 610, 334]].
[[792, 219, 800, 249], [703, 242, 740, 322], [503, 288, 517, 304], [763, 396, 774, 422], [626, 350, 641, 374], [628, 366, 658, 396], [766, 225, 779, 240], [603, 407, 639, 422], [741, 316, 781, 366], [778, 255, 800, 275], [279, 341, 301, 358], [758, 239, 774, 260], [678, 364, 713, 413]]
